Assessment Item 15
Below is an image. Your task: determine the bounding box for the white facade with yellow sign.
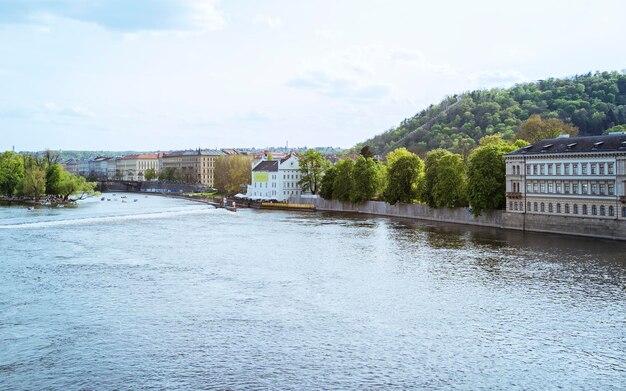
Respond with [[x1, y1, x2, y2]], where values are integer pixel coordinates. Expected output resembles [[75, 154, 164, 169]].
[[247, 155, 302, 201]]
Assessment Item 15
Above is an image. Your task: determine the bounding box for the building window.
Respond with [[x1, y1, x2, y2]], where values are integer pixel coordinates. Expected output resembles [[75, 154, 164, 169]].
[[556, 183, 561, 193], [565, 204, 570, 214], [548, 203, 553, 213], [514, 202, 518, 211], [591, 184, 597, 194], [608, 163, 615, 175], [573, 163, 579, 175], [599, 163, 605, 175], [592, 205, 597, 215], [527, 202, 531, 211], [556, 203, 561, 213], [582, 205, 588, 215], [609, 183, 615, 195], [609, 206, 615, 217], [540, 202, 545, 212], [582, 164, 587, 175], [582, 183, 588, 194], [509, 201, 513, 210], [564, 183, 570, 194], [534, 202, 538, 212], [540, 183, 546, 193], [540, 165, 545, 175], [533, 183, 538, 193], [600, 205, 606, 216], [547, 164, 553, 175], [526, 165, 531, 175], [527, 183, 532, 192], [548, 183, 553, 193], [591, 164, 596, 175], [565, 164, 570, 175], [574, 204, 578, 214], [599, 184, 606, 195], [573, 183, 579, 194]]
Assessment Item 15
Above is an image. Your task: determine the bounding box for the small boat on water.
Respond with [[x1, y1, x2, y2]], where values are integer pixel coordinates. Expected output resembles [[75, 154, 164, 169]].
[[27, 206, 35, 211], [57, 204, 64, 208], [101, 197, 105, 201], [107, 198, 111, 201], [121, 196, 127, 199], [133, 199, 138, 202]]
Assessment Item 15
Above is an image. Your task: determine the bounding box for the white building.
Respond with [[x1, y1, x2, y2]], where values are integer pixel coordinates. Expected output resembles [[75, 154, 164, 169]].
[[78, 159, 90, 177], [88, 157, 111, 180], [247, 154, 302, 201], [118, 154, 160, 181], [107, 157, 122, 180], [505, 133, 626, 219]]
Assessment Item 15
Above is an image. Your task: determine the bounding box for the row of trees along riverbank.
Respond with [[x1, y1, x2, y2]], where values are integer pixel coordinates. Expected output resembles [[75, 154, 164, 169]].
[[0, 151, 97, 203], [300, 135, 530, 217]]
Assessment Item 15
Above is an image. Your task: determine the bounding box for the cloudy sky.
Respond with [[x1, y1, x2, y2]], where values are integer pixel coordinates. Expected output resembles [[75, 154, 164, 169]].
[[1, 0, 625, 151]]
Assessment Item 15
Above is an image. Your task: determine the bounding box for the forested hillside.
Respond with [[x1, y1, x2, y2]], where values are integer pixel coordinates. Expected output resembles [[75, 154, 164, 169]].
[[357, 71, 626, 156]]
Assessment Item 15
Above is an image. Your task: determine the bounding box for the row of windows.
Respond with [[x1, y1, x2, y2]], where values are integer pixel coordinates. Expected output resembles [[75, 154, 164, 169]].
[[509, 201, 623, 217], [524, 181, 615, 196], [515, 162, 616, 176]]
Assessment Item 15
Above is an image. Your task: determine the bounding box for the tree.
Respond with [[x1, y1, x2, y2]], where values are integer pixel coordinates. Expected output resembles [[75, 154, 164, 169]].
[[21, 165, 46, 201], [319, 165, 337, 200], [383, 153, 423, 205], [158, 167, 180, 182], [45, 163, 63, 195], [420, 149, 449, 207], [144, 168, 157, 181], [214, 155, 253, 195], [385, 147, 413, 167], [359, 145, 374, 158], [332, 159, 354, 201], [0, 151, 25, 196], [350, 156, 384, 203], [517, 114, 579, 143], [57, 170, 97, 200], [432, 153, 467, 208], [298, 149, 329, 194], [466, 144, 514, 216]]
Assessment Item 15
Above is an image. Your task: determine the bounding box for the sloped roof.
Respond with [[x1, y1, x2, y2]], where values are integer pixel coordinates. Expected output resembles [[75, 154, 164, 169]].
[[507, 134, 626, 156], [122, 153, 159, 160], [253, 160, 279, 172]]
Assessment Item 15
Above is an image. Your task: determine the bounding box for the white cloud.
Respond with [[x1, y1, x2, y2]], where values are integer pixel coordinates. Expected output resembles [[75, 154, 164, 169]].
[[287, 70, 390, 102], [255, 14, 281, 29]]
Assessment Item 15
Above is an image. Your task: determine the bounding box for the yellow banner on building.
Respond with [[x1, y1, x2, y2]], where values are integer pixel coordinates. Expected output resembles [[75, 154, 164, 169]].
[[254, 172, 269, 182]]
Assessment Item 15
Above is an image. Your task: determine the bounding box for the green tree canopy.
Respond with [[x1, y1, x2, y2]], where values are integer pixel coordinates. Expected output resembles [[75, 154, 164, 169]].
[[432, 153, 467, 208], [214, 155, 252, 195], [383, 152, 423, 205], [319, 165, 337, 200], [420, 149, 449, 207], [350, 156, 384, 203], [0, 151, 25, 196], [298, 149, 329, 194], [466, 144, 514, 216], [144, 168, 157, 181], [332, 159, 354, 202]]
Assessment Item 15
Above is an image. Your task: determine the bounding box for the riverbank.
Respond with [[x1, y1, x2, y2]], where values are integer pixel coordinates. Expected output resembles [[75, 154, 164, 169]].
[[0, 196, 77, 208], [290, 195, 626, 241]]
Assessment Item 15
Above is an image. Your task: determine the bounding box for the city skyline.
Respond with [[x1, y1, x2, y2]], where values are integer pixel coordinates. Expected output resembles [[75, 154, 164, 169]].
[[1, 0, 625, 151]]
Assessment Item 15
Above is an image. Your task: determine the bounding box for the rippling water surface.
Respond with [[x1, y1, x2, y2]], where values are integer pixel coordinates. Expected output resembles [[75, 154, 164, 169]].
[[1, 194, 624, 389]]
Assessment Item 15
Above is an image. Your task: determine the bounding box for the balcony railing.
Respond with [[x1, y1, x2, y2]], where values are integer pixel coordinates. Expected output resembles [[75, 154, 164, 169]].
[[506, 192, 523, 199]]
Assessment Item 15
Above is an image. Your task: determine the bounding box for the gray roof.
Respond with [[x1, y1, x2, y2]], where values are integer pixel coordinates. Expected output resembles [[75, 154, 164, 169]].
[[252, 160, 279, 172], [165, 149, 225, 157], [507, 133, 626, 156]]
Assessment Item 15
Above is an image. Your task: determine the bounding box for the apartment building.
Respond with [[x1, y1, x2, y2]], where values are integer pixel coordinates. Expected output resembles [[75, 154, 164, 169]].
[[505, 133, 626, 219], [161, 149, 225, 186], [118, 153, 160, 181]]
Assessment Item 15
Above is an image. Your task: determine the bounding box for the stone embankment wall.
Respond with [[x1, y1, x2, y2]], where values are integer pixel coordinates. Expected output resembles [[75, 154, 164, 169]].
[[291, 196, 626, 241]]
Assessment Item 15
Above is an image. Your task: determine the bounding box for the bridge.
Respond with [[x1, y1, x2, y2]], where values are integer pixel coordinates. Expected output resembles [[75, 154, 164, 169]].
[[97, 180, 142, 192]]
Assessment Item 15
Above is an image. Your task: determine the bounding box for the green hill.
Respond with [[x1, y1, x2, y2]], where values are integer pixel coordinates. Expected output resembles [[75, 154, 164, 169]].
[[357, 71, 626, 156]]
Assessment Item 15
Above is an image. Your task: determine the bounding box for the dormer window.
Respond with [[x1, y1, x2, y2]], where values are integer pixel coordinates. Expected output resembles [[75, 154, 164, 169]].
[[593, 141, 604, 148], [566, 142, 577, 149]]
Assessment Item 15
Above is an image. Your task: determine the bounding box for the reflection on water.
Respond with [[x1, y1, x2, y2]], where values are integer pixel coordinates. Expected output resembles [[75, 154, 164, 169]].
[[0, 195, 625, 389]]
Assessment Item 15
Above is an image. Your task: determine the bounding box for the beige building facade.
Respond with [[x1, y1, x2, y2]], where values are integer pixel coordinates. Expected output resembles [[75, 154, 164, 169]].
[[161, 149, 225, 186], [118, 154, 160, 181]]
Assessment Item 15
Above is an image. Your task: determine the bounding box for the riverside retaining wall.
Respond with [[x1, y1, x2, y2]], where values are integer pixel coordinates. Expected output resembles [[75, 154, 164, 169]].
[[292, 196, 626, 241]]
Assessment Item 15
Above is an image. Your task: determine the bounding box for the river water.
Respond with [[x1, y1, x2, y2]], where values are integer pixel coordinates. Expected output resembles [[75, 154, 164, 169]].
[[0, 194, 624, 389]]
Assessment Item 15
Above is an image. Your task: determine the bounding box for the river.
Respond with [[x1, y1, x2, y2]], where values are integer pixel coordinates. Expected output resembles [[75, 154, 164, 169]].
[[0, 193, 624, 389]]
